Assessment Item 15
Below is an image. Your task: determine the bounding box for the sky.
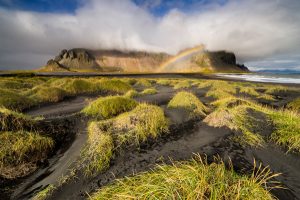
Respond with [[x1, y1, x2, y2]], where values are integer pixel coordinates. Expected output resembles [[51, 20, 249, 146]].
[[0, 0, 300, 71]]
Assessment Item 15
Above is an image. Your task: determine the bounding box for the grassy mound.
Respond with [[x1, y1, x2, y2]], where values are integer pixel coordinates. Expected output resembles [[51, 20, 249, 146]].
[[0, 89, 35, 111], [287, 97, 300, 111], [173, 80, 191, 89], [268, 109, 300, 152], [97, 79, 132, 94], [156, 79, 174, 86], [123, 90, 139, 98], [91, 156, 275, 200], [141, 88, 158, 95], [134, 79, 152, 87], [82, 96, 138, 119], [205, 80, 236, 100], [0, 131, 54, 179], [85, 122, 114, 173], [0, 107, 35, 131], [168, 91, 208, 118], [84, 104, 168, 174], [29, 86, 67, 103]]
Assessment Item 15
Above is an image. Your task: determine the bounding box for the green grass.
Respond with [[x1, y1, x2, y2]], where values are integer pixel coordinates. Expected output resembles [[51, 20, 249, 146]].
[[239, 87, 260, 97], [29, 86, 67, 103], [83, 103, 168, 175], [268, 109, 300, 152], [84, 122, 114, 174], [156, 79, 174, 86], [123, 90, 139, 98], [0, 107, 36, 131], [0, 131, 54, 179], [287, 97, 300, 111], [32, 184, 56, 200], [173, 80, 191, 89], [97, 79, 132, 94], [206, 97, 300, 151], [204, 98, 266, 147], [90, 155, 276, 200], [168, 91, 208, 118], [140, 88, 158, 95], [82, 96, 138, 119], [0, 88, 35, 111], [134, 79, 152, 87], [205, 80, 237, 100]]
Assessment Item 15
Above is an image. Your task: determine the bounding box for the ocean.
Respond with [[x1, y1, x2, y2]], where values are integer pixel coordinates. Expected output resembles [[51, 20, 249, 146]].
[[217, 73, 300, 84]]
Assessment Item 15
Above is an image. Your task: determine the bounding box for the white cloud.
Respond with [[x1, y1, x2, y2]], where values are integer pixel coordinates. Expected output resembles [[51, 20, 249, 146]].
[[1, 0, 300, 69]]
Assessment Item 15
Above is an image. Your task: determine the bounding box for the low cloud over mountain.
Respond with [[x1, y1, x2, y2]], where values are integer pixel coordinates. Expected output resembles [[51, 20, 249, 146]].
[[0, 0, 300, 70]]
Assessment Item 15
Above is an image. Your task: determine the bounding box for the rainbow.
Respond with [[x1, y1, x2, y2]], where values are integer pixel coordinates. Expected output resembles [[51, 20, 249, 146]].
[[157, 45, 204, 72]]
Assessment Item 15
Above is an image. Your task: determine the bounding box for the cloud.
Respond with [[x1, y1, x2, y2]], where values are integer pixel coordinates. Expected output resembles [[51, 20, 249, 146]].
[[0, 0, 300, 70]]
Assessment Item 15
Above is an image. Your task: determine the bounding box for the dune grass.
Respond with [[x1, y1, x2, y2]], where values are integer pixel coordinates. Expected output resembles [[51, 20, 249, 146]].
[[168, 91, 208, 118], [29, 86, 67, 103], [97, 79, 132, 94], [0, 131, 54, 179], [84, 103, 168, 175], [173, 80, 191, 89], [134, 79, 152, 87], [84, 122, 114, 174], [156, 79, 174, 86], [206, 97, 300, 151], [0, 89, 35, 111], [32, 184, 56, 200], [268, 109, 300, 152], [205, 80, 237, 100], [123, 89, 139, 98], [140, 88, 158, 95], [90, 155, 276, 200], [82, 96, 138, 119], [0, 107, 36, 131], [239, 87, 260, 97], [287, 97, 300, 111]]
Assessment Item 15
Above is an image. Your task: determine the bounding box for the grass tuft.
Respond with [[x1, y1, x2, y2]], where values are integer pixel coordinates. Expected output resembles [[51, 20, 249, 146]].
[[0, 131, 54, 179], [140, 88, 158, 95], [168, 91, 208, 118], [82, 96, 138, 119], [90, 155, 276, 200], [287, 97, 300, 111]]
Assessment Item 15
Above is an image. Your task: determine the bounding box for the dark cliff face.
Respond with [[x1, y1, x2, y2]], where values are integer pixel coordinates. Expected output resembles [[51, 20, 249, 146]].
[[42, 48, 249, 73]]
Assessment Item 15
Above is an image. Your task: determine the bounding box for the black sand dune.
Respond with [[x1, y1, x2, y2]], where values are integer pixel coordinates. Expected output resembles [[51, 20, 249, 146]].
[[1, 74, 300, 200]]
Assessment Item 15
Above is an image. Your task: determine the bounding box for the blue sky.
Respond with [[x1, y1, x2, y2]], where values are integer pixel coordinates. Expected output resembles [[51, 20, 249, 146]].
[[0, 0, 228, 15], [0, 0, 300, 70]]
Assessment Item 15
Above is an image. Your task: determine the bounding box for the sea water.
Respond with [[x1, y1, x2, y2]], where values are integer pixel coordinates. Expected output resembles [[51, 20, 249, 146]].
[[217, 73, 300, 84]]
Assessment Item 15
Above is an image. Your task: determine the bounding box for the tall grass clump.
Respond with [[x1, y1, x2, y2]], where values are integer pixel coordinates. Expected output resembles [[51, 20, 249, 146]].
[[82, 96, 138, 119], [83, 104, 168, 174], [29, 86, 67, 103], [83, 122, 114, 174], [239, 87, 260, 97], [287, 97, 300, 111], [123, 89, 139, 98], [97, 79, 132, 94], [90, 155, 276, 200], [173, 80, 191, 89], [268, 109, 300, 152], [168, 91, 208, 118], [0, 107, 35, 131], [134, 79, 152, 87], [0, 88, 35, 111], [204, 98, 266, 147], [156, 79, 174, 86], [140, 88, 158, 95], [0, 131, 54, 179], [205, 80, 237, 100]]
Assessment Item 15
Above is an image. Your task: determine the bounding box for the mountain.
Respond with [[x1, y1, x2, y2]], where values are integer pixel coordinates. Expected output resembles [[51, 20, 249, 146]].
[[40, 47, 249, 73]]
